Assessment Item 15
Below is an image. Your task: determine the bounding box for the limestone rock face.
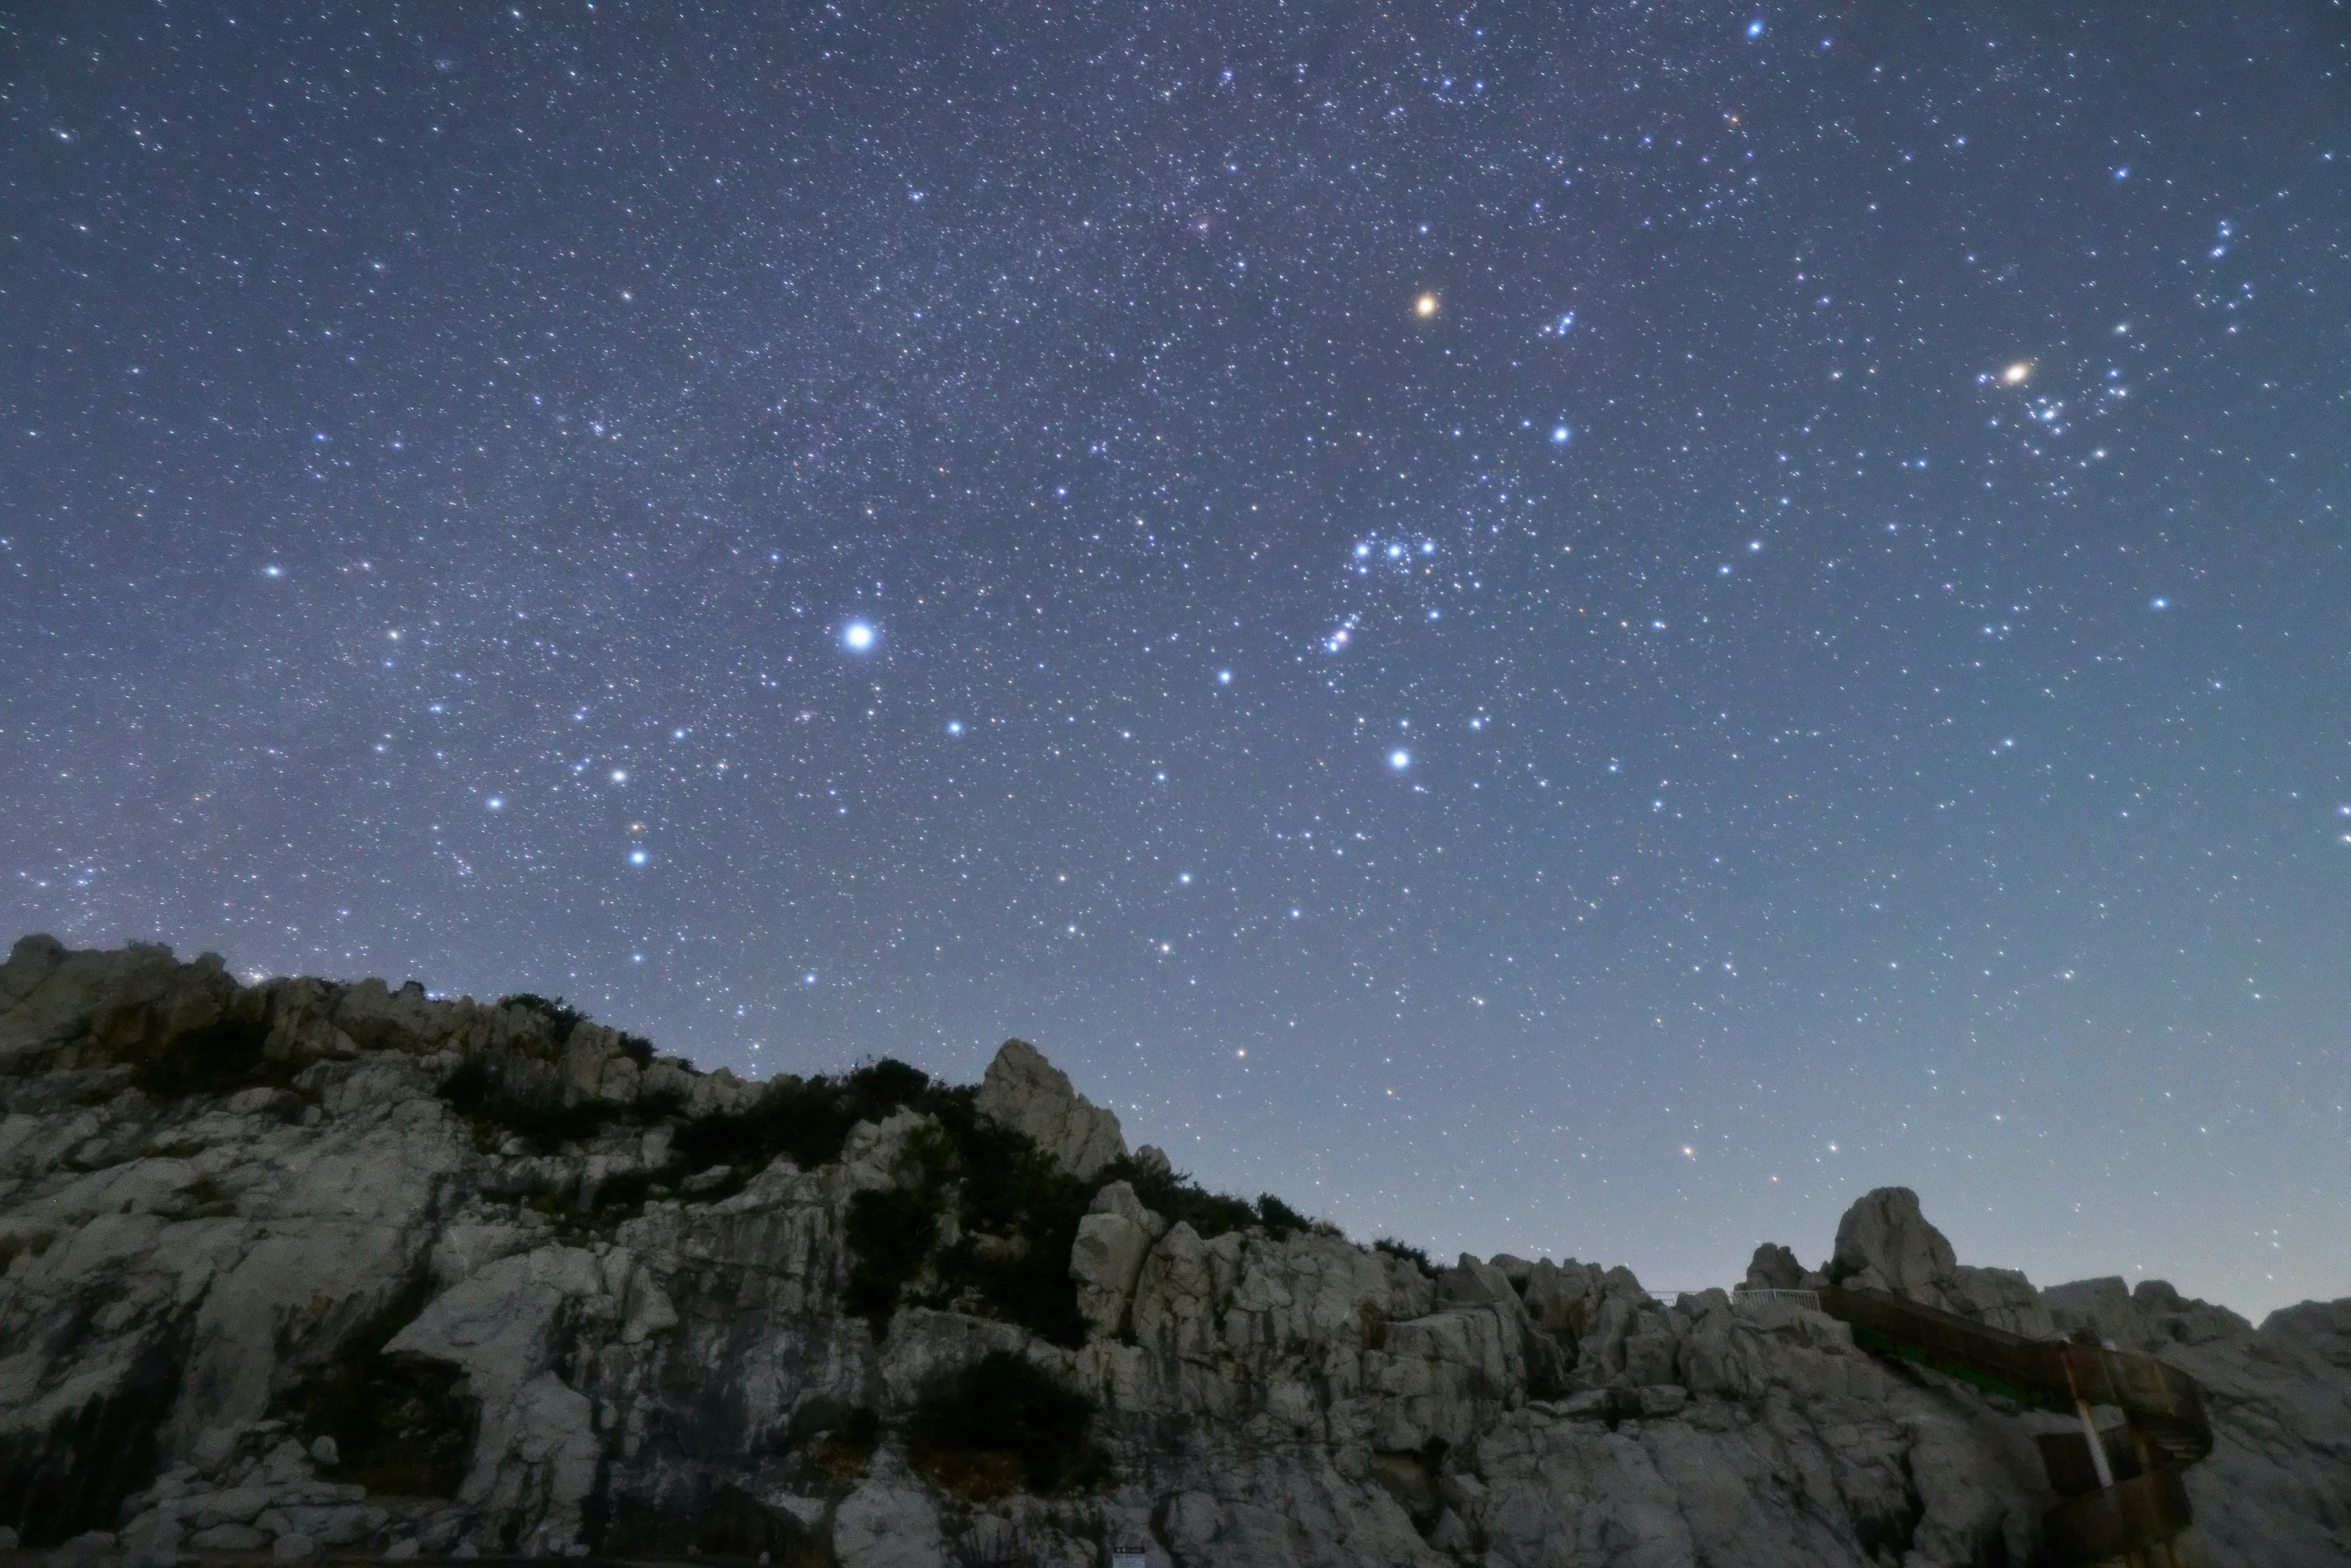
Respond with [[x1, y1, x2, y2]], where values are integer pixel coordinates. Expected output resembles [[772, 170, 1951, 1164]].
[[1831, 1185, 2057, 1338], [1742, 1242, 1805, 1292], [973, 1037, 1127, 1178], [1831, 1185, 1959, 1297], [2, 937, 2347, 1568]]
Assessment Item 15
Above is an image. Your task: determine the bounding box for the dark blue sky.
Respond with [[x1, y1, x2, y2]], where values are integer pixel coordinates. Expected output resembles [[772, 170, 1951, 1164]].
[[6, 1, 2347, 1313]]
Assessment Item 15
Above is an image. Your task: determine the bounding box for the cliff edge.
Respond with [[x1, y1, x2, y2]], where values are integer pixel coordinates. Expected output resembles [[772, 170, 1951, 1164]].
[[1, 937, 2344, 1567]]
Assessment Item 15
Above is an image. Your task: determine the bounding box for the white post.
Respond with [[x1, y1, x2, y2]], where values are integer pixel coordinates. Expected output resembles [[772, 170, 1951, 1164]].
[[2075, 1400, 2117, 1490]]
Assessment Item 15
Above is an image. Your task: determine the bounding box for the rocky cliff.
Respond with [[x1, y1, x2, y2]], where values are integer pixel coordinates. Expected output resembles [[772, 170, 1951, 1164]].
[[1, 937, 2344, 1567]]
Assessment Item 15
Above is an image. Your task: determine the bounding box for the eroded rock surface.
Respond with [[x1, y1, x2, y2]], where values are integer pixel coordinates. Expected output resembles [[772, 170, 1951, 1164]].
[[1, 936, 2345, 1567], [973, 1038, 1128, 1180]]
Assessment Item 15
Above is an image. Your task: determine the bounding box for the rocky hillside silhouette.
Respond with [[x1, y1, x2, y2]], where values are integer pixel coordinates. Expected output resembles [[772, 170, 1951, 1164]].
[[1, 937, 2344, 1566]]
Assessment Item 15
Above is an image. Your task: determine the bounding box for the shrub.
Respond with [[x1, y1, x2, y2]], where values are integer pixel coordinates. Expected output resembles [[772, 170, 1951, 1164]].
[[437, 1057, 623, 1152], [908, 1352, 1101, 1497], [281, 1285, 478, 1497], [844, 1186, 947, 1331], [495, 992, 589, 1044], [1103, 1158, 1256, 1240], [582, 1165, 664, 1217], [917, 1095, 1095, 1347], [650, 1059, 1103, 1346], [670, 1057, 937, 1174], [130, 1011, 284, 1100], [773, 1402, 886, 1484], [1373, 1238, 1439, 1277], [1255, 1193, 1312, 1242]]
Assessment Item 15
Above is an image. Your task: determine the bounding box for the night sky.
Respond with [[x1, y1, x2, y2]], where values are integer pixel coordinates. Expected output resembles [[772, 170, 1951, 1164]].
[[6, 3, 2348, 1316]]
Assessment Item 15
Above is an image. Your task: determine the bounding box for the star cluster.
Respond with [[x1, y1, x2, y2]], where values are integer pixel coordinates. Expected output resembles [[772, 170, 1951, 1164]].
[[4, 2, 2347, 1313]]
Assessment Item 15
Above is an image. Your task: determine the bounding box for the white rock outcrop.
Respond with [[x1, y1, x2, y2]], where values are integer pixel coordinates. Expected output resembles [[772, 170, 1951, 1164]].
[[1, 935, 2345, 1568], [972, 1037, 1128, 1179]]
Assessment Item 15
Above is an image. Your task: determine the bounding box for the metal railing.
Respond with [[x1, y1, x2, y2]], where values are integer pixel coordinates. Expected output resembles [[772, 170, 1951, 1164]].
[[1815, 1286, 2209, 1565], [1648, 1286, 1822, 1312]]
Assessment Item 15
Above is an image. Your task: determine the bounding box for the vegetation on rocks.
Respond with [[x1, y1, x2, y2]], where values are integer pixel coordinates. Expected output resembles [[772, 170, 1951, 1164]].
[[7, 939, 2343, 1568], [494, 992, 655, 1064], [844, 1185, 950, 1330], [1104, 1155, 1315, 1244], [908, 1352, 1102, 1499], [1374, 1237, 1441, 1277], [437, 1056, 628, 1153], [129, 1010, 288, 1100], [492, 993, 591, 1043], [669, 1057, 934, 1172], [279, 1285, 478, 1498]]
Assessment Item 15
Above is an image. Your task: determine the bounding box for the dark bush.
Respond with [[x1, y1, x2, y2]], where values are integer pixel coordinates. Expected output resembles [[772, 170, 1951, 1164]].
[[595, 1483, 828, 1566], [615, 1031, 656, 1067], [844, 1186, 947, 1331], [435, 1057, 498, 1113], [130, 1011, 284, 1100], [1255, 1193, 1313, 1241], [585, 1166, 663, 1215], [436, 1041, 1139, 1351], [908, 1352, 1100, 1497], [1104, 1158, 1257, 1240], [658, 1059, 1110, 1345], [437, 1057, 623, 1152], [836, 1405, 882, 1449], [670, 1057, 937, 1174], [282, 1286, 478, 1497], [915, 1095, 1094, 1347], [849, 1056, 931, 1106], [495, 992, 589, 1044], [1373, 1237, 1439, 1277]]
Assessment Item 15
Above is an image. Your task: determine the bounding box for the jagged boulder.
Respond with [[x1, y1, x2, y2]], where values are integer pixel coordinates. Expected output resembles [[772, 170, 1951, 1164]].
[[1742, 1242, 1806, 1292], [1831, 1185, 1959, 1297], [973, 1037, 1127, 1178], [1829, 1187, 2054, 1338], [1069, 1181, 1166, 1337]]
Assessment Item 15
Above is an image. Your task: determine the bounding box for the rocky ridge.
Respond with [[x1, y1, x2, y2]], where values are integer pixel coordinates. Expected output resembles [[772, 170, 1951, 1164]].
[[1, 937, 2345, 1567]]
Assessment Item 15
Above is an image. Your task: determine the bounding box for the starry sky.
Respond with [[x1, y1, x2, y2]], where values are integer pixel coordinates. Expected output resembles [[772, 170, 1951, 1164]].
[[6, 2, 2349, 1317]]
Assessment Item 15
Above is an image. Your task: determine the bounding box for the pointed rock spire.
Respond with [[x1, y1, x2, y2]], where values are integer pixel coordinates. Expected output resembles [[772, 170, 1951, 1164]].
[[972, 1037, 1127, 1179]]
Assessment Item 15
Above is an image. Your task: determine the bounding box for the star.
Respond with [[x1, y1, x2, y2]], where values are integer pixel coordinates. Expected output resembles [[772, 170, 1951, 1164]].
[[842, 620, 876, 651], [1414, 293, 1439, 318]]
